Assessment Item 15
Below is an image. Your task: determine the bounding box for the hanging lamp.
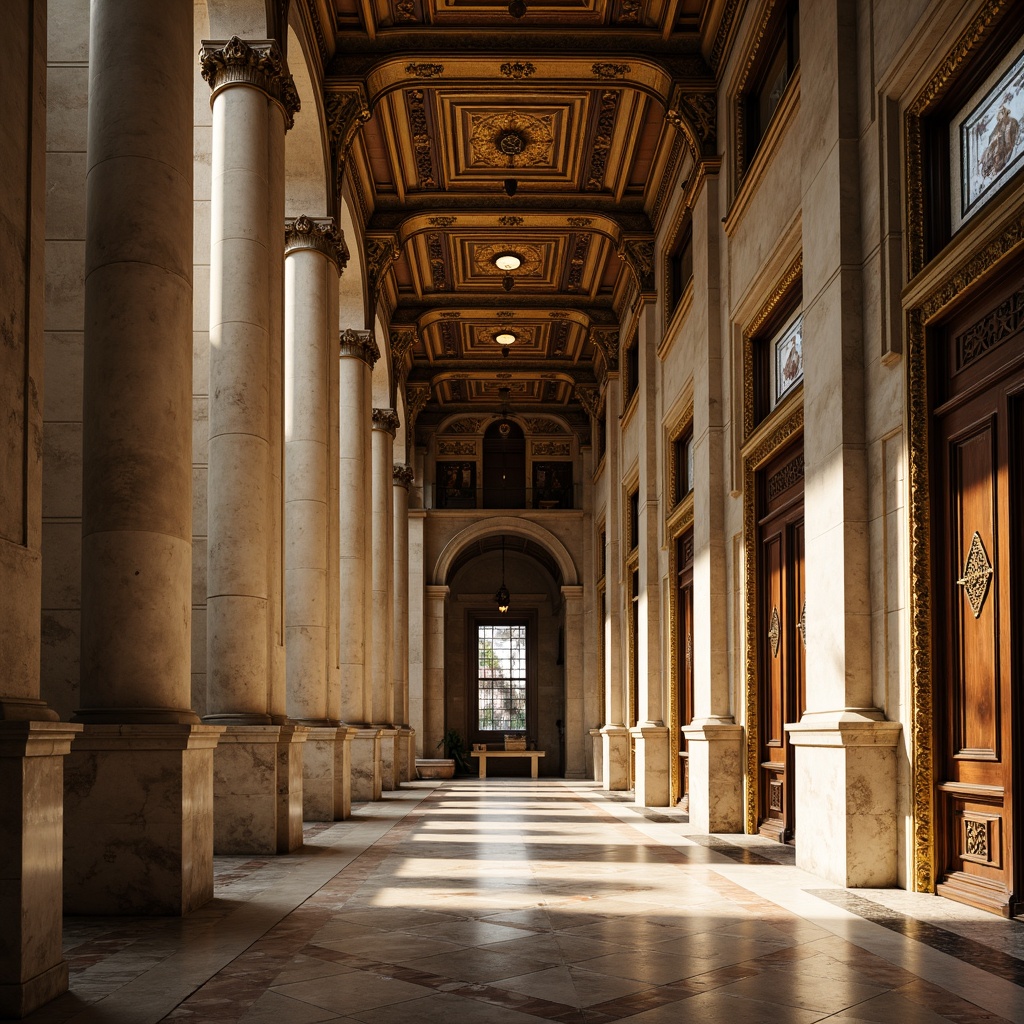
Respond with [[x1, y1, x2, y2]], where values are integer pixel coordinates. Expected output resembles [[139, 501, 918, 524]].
[[495, 535, 511, 614]]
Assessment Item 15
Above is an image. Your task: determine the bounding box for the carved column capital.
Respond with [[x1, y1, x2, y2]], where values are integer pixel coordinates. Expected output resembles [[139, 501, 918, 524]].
[[339, 328, 378, 366], [372, 408, 400, 436], [616, 238, 656, 296], [199, 36, 300, 129], [285, 216, 349, 272], [393, 463, 414, 488]]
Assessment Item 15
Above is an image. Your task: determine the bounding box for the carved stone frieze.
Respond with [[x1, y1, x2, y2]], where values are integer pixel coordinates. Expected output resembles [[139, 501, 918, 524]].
[[617, 239, 656, 294], [444, 418, 483, 434], [365, 237, 402, 297], [426, 232, 447, 289], [325, 89, 372, 206], [393, 463, 415, 487], [372, 407, 400, 435], [551, 320, 569, 357], [498, 215, 524, 226], [339, 328, 379, 366], [428, 216, 456, 227], [406, 62, 443, 78], [284, 215, 349, 271], [588, 327, 619, 371], [567, 233, 592, 291], [523, 417, 565, 434], [532, 440, 570, 457], [405, 382, 432, 433], [574, 383, 602, 420], [592, 62, 630, 79], [586, 91, 619, 190], [406, 89, 437, 188], [500, 61, 536, 79], [437, 439, 476, 456], [441, 320, 458, 357], [666, 88, 717, 160], [200, 37, 300, 129]]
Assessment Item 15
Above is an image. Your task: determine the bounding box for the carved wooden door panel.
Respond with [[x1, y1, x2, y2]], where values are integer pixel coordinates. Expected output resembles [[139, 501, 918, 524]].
[[934, 271, 1023, 917], [675, 531, 694, 807], [757, 441, 805, 842]]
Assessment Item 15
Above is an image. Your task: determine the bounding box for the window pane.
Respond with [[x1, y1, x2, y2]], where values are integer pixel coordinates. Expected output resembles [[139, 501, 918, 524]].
[[477, 624, 527, 732]]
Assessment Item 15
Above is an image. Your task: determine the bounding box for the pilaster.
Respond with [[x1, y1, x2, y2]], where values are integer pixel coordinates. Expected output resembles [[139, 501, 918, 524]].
[[682, 721, 744, 832]]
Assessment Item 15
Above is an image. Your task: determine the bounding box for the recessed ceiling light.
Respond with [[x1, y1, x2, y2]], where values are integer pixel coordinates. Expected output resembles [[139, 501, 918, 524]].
[[495, 332, 517, 347], [493, 252, 523, 272]]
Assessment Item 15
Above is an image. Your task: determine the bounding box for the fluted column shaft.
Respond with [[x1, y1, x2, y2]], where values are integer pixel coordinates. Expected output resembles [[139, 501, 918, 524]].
[[284, 218, 346, 723], [371, 410, 398, 726], [338, 332, 378, 724], [79, 0, 195, 720], [393, 465, 413, 729], [201, 36, 297, 723]]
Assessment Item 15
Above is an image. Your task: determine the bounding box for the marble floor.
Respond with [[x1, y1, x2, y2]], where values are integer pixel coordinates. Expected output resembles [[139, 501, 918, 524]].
[[21, 780, 1024, 1023]]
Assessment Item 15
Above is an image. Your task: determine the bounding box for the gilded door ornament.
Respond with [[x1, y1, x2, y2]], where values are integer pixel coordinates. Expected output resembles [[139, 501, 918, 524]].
[[768, 606, 781, 658], [797, 598, 806, 647], [957, 530, 994, 618], [686, 632, 692, 674]]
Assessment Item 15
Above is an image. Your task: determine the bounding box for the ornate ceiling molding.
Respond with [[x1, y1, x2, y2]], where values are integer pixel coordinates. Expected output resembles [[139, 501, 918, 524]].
[[365, 235, 402, 298], [325, 87, 372, 211], [665, 87, 717, 163], [616, 238, 656, 296]]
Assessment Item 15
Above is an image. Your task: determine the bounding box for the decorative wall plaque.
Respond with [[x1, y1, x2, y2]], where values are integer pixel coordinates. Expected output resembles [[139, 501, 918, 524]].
[[768, 606, 781, 658], [957, 530, 994, 618]]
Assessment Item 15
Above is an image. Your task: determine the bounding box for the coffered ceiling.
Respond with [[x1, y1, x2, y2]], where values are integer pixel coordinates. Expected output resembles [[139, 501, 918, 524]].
[[314, 0, 731, 438]]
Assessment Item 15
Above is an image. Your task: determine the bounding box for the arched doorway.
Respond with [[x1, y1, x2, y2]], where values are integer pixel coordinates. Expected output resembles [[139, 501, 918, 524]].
[[482, 419, 526, 508]]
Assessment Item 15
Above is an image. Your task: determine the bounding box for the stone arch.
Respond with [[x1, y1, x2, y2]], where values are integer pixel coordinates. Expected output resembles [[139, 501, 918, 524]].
[[284, 20, 329, 218], [432, 517, 578, 588], [338, 194, 366, 329]]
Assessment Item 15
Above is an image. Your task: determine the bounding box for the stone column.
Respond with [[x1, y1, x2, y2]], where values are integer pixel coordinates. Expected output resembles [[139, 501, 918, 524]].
[[423, 585, 449, 759], [284, 216, 348, 821], [786, 0, 900, 886], [562, 586, 586, 779], [393, 464, 415, 782], [200, 35, 303, 854], [338, 330, 380, 802], [62, 0, 224, 920], [0, 4, 82, 1013], [408, 507, 426, 757], [681, 172, 744, 832], [371, 409, 399, 790], [600, 372, 629, 788], [632, 304, 670, 807]]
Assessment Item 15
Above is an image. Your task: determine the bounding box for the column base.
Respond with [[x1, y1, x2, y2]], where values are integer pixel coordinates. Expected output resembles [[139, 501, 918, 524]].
[[0, 722, 80, 1018], [601, 725, 629, 791], [212, 725, 305, 855], [682, 719, 744, 832], [398, 727, 414, 783], [589, 729, 603, 783], [350, 727, 382, 803], [334, 726, 356, 819], [630, 724, 670, 807], [301, 725, 339, 821], [377, 726, 399, 791], [64, 724, 222, 915], [787, 711, 902, 887]]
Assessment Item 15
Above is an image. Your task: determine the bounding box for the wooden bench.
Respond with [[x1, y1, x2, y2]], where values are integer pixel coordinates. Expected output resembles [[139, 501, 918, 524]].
[[470, 749, 545, 779]]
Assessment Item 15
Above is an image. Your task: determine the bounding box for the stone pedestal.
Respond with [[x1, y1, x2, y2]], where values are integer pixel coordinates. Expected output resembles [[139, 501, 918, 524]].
[[398, 727, 414, 783], [378, 726, 399, 791], [682, 720, 744, 832], [589, 729, 603, 783], [350, 727, 382, 803], [788, 713, 902, 886], [63, 725, 221, 915], [601, 725, 629, 791], [302, 725, 339, 821], [631, 725, 670, 807], [334, 726, 355, 819], [212, 725, 304, 854], [0, 723, 80, 1018]]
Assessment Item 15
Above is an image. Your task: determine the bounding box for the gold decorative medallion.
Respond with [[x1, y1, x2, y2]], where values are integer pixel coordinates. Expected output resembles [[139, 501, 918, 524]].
[[797, 598, 806, 647], [768, 606, 781, 658], [957, 531, 994, 618]]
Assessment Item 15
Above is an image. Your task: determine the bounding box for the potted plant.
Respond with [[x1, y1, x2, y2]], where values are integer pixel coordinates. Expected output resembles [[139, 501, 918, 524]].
[[438, 729, 473, 774]]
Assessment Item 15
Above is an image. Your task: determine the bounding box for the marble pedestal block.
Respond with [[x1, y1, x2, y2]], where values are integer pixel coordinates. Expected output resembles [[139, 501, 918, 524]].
[[601, 725, 629, 791], [213, 726, 304, 854], [398, 727, 414, 784], [301, 727, 339, 821], [0, 722, 81, 1019], [378, 727, 399, 791], [682, 721, 744, 832], [349, 727, 382, 803], [788, 714, 902, 887], [63, 724, 222, 916], [631, 725, 670, 807], [589, 729, 603, 783], [333, 727, 356, 819]]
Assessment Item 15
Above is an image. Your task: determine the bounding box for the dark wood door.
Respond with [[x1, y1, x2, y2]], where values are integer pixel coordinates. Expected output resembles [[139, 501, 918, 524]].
[[483, 419, 525, 508], [757, 442, 805, 842], [676, 531, 694, 807], [934, 271, 1023, 917]]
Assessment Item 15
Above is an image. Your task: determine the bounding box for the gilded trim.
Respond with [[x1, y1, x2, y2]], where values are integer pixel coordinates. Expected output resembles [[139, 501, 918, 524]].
[[741, 399, 803, 834], [666, 496, 694, 804], [904, 0, 1010, 278], [905, 216, 1024, 894], [742, 254, 802, 442], [732, 0, 780, 185]]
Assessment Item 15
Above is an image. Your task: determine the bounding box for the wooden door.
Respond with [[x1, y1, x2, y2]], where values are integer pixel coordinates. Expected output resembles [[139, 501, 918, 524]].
[[483, 419, 525, 508], [757, 442, 805, 842], [934, 270, 1023, 917], [675, 531, 695, 807]]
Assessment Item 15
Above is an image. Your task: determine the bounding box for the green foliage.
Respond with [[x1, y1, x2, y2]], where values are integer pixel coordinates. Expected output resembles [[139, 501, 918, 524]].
[[437, 728, 473, 772]]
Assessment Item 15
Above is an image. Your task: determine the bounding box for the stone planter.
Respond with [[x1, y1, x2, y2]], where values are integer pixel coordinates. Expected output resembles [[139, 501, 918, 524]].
[[415, 758, 455, 780]]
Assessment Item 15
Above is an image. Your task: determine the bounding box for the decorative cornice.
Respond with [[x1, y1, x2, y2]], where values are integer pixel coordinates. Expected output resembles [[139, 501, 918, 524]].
[[588, 326, 620, 371], [574, 383, 602, 420], [393, 463, 415, 488], [617, 239, 656, 295], [285, 216, 349, 271], [406, 381, 432, 436], [199, 37, 300, 130], [339, 328, 379, 365], [372, 407, 400, 435]]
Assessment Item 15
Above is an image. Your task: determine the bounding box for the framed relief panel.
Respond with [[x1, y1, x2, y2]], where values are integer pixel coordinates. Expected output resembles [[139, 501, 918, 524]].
[[951, 36, 1024, 232], [772, 314, 803, 408]]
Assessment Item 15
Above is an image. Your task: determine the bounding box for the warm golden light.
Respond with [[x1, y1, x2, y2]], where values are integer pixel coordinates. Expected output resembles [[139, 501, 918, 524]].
[[495, 332, 516, 346], [493, 252, 523, 272]]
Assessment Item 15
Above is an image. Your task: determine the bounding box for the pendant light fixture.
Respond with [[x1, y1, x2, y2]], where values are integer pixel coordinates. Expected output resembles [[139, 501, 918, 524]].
[[495, 535, 511, 614]]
